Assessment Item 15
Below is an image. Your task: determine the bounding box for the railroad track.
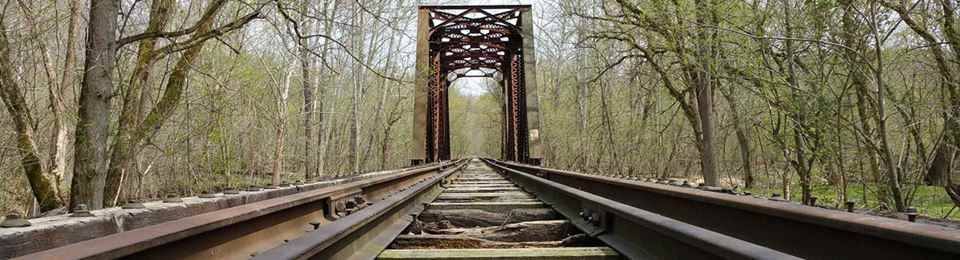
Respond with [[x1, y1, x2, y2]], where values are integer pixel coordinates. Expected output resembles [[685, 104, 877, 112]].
[[375, 160, 619, 260], [12, 158, 960, 259]]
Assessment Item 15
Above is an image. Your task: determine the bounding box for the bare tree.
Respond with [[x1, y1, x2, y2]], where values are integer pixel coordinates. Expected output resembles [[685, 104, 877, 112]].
[[0, 16, 64, 212], [71, 0, 119, 210]]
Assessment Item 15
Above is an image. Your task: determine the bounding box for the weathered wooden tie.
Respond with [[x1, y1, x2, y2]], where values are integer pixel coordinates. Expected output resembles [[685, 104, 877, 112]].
[[379, 161, 620, 259]]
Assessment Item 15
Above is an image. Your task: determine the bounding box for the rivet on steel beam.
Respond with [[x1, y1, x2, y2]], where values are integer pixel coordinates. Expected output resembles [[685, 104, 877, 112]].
[[845, 201, 855, 212], [579, 210, 589, 220], [587, 214, 601, 226], [199, 190, 217, 198], [122, 200, 146, 209], [906, 207, 918, 222], [70, 204, 95, 217], [1, 214, 31, 228], [163, 194, 183, 203]]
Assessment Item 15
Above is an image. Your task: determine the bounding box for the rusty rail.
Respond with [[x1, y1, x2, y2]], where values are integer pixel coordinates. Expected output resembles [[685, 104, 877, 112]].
[[14, 162, 459, 260], [488, 159, 960, 259], [253, 159, 468, 260], [482, 158, 799, 260]]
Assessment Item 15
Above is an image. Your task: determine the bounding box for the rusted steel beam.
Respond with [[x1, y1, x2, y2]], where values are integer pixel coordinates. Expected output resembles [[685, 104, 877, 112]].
[[418, 5, 531, 10], [253, 160, 469, 260], [482, 159, 800, 260], [491, 159, 960, 259], [14, 163, 448, 260]]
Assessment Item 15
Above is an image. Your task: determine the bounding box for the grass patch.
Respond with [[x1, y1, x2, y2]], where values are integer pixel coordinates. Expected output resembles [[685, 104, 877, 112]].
[[745, 182, 959, 221]]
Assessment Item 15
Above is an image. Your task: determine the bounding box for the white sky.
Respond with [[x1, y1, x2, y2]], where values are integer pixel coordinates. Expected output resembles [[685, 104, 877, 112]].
[[452, 78, 493, 96]]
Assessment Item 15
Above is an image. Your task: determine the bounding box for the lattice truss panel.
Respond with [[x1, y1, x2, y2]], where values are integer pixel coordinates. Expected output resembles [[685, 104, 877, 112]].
[[427, 7, 523, 80]]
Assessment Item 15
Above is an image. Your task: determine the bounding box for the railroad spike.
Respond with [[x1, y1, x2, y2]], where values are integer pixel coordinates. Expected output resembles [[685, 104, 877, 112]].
[[906, 207, 919, 222], [70, 204, 95, 218], [122, 200, 146, 209], [1, 214, 30, 228], [309, 221, 322, 230], [163, 194, 183, 203], [199, 190, 217, 198], [845, 201, 856, 212]]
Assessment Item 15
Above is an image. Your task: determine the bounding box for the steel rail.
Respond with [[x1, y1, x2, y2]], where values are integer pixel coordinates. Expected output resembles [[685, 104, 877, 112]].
[[253, 159, 469, 260], [14, 163, 451, 260], [491, 159, 960, 259], [482, 158, 799, 260]]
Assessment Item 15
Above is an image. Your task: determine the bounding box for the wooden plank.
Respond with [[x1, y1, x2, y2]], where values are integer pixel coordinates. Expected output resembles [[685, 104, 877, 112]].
[[428, 202, 546, 211]]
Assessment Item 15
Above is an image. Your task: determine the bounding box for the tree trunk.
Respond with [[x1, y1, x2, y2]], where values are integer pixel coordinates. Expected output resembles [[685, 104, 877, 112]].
[[575, 68, 589, 171], [867, 2, 905, 211], [53, 0, 83, 196], [349, 1, 363, 173], [781, 0, 814, 204], [104, 0, 175, 206], [720, 86, 754, 188], [0, 17, 64, 212], [17, 0, 77, 196], [315, 0, 334, 178], [102, 0, 256, 206], [299, 0, 316, 181], [71, 0, 119, 210], [694, 0, 718, 186], [274, 70, 293, 186], [880, 0, 960, 193]]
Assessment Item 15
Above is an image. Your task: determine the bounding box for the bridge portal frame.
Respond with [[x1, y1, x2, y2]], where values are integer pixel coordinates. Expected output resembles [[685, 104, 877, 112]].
[[412, 5, 542, 165]]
